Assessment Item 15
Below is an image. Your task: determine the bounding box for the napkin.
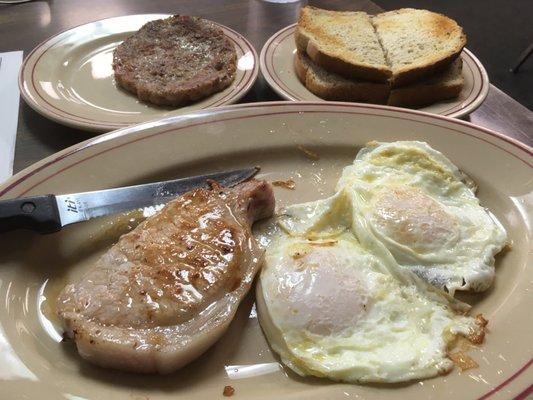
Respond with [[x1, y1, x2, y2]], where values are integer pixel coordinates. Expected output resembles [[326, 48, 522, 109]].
[[0, 51, 23, 183]]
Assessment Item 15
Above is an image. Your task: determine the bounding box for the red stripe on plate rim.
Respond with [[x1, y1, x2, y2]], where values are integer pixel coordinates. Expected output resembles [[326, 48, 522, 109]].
[[1, 101, 530, 198]]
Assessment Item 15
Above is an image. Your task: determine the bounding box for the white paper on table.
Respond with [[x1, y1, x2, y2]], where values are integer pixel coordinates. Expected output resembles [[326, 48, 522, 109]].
[[0, 51, 23, 183]]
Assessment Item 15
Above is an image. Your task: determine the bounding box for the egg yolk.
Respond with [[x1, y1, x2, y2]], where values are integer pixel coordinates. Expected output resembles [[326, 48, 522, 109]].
[[275, 244, 368, 336], [371, 186, 459, 253]]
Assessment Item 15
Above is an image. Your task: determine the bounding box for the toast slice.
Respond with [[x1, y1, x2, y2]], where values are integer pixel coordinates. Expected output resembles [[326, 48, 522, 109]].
[[373, 9, 466, 87], [295, 7, 466, 87], [295, 6, 391, 82], [388, 58, 464, 107], [294, 51, 464, 108], [294, 51, 390, 103]]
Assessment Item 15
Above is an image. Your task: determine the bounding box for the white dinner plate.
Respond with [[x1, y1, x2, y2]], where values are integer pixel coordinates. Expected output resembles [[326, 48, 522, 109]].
[[0, 102, 531, 399], [19, 14, 259, 132], [260, 24, 490, 119]]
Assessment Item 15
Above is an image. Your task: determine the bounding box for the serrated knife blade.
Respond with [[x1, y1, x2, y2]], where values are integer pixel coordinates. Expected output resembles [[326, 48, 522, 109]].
[[0, 167, 259, 233]]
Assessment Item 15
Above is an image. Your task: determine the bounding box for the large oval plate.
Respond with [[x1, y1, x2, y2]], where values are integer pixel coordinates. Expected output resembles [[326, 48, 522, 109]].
[[0, 102, 531, 400], [19, 14, 259, 132], [260, 24, 490, 119]]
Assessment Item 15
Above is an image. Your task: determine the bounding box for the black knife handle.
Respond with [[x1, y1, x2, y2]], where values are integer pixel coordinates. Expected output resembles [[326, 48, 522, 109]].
[[0, 195, 62, 234]]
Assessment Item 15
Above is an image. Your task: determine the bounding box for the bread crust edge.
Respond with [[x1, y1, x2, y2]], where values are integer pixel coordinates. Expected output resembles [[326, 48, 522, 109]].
[[295, 27, 392, 83], [388, 77, 464, 108], [294, 51, 463, 108], [294, 52, 390, 103], [390, 47, 465, 88]]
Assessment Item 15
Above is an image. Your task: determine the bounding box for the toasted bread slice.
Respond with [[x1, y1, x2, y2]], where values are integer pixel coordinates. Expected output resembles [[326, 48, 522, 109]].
[[373, 9, 466, 87], [294, 51, 390, 103], [295, 6, 391, 83], [294, 51, 464, 108], [388, 58, 464, 107]]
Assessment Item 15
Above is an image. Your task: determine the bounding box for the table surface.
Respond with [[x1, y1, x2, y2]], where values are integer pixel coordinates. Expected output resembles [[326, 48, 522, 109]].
[[1, 0, 531, 174]]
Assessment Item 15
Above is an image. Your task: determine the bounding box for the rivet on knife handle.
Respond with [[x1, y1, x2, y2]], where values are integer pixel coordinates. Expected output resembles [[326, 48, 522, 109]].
[[0, 195, 62, 234]]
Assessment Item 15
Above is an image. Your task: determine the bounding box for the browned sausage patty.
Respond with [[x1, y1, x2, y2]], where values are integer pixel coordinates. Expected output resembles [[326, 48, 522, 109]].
[[113, 15, 237, 107]]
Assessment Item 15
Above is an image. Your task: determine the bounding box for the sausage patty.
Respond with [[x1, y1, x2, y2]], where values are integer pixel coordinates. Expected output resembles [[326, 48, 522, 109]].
[[113, 15, 237, 107]]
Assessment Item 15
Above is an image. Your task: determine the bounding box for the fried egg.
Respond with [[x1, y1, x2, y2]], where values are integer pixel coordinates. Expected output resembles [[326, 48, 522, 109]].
[[337, 141, 507, 294], [257, 191, 484, 383]]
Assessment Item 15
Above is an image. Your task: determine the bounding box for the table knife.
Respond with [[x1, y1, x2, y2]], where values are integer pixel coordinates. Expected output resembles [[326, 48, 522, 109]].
[[0, 167, 259, 234]]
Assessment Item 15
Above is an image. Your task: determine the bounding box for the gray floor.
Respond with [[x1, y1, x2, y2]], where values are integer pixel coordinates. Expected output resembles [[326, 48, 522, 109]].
[[376, 0, 533, 110]]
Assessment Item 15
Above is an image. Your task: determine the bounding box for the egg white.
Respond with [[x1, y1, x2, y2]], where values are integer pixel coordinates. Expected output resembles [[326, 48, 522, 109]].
[[258, 184, 485, 383], [257, 224, 479, 383], [256, 140, 500, 383], [338, 141, 507, 294]]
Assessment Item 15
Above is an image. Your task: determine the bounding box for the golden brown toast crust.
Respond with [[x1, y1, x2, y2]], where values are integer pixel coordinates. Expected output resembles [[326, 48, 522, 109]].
[[388, 77, 463, 108], [294, 51, 390, 104], [296, 7, 392, 83], [294, 51, 463, 108], [373, 9, 466, 87], [296, 6, 466, 87], [390, 53, 464, 88], [388, 58, 464, 107]]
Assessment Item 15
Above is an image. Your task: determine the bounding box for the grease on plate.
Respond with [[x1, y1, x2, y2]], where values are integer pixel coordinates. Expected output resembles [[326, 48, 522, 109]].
[[272, 179, 296, 190], [297, 145, 320, 160], [223, 385, 235, 397], [449, 351, 479, 371]]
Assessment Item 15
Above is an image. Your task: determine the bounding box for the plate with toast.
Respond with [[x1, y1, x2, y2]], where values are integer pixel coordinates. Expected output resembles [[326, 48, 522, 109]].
[[19, 14, 259, 132], [260, 7, 489, 118]]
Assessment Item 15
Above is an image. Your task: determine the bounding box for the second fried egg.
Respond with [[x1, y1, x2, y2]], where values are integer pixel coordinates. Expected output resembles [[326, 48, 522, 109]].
[[338, 141, 507, 294]]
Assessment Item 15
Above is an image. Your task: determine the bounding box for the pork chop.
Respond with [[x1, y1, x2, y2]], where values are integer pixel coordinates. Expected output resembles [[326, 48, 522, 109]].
[[113, 15, 237, 107], [57, 179, 275, 373]]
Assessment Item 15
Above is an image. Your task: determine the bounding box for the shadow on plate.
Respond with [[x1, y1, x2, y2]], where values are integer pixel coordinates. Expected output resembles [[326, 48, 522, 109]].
[[61, 290, 255, 392]]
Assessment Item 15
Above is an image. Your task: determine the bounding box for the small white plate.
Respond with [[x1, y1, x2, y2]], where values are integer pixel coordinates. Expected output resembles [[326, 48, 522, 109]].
[[19, 14, 259, 132], [260, 24, 489, 118]]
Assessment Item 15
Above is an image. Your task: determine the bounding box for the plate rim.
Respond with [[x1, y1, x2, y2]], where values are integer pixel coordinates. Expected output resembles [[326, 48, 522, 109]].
[[18, 13, 260, 132], [259, 23, 490, 119], [1, 100, 530, 198]]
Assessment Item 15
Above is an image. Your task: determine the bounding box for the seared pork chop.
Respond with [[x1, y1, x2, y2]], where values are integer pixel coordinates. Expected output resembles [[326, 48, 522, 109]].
[[57, 179, 274, 373], [113, 15, 237, 107]]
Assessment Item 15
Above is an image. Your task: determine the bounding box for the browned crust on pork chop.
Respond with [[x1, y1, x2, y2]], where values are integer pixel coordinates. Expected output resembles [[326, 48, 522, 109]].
[[56, 180, 275, 373], [113, 15, 237, 107]]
